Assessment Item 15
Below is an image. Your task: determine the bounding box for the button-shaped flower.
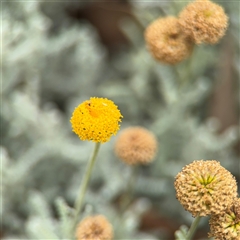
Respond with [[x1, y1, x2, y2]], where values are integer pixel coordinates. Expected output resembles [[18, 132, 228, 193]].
[[174, 160, 238, 217], [179, 0, 228, 44], [145, 16, 194, 64], [115, 126, 158, 165], [209, 198, 240, 239], [76, 215, 113, 240], [70, 97, 122, 143]]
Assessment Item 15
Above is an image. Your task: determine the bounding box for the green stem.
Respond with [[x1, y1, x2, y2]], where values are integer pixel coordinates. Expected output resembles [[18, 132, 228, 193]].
[[186, 215, 202, 240], [72, 142, 101, 235]]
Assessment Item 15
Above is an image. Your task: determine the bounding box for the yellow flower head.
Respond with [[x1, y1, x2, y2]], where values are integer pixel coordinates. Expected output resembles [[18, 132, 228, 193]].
[[179, 0, 228, 44], [174, 160, 238, 217], [209, 198, 240, 239], [76, 215, 113, 240], [70, 97, 123, 143]]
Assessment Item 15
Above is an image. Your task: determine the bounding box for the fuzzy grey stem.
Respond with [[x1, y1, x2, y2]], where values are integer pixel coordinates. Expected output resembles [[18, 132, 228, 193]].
[[71, 142, 101, 237]]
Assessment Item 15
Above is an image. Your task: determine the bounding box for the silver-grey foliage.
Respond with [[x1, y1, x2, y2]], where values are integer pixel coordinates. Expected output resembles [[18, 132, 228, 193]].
[[2, 1, 239, 240]]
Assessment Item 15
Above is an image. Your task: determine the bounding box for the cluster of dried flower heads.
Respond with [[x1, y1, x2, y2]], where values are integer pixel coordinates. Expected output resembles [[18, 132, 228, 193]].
[[175, 160, 239, 239], [145, 0, 228, 64]]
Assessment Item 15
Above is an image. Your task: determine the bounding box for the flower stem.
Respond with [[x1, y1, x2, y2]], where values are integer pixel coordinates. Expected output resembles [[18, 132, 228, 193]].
[[186, 215, 201, 240], [72, 142, 101, 235]]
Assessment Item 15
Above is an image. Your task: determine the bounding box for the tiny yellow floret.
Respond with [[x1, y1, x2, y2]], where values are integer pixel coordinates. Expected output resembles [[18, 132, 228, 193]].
[[70, 97, 123, 143]]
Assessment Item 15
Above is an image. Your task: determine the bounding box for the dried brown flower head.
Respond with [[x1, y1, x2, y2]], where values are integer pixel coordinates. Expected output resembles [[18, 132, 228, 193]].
[[115, 127, 157, 165], [144, 16, 194, 64], [76, 215, 113, 240], [174, 160, 238, 217], [209, 198, 240, 240], [179, 0, 228, 44]]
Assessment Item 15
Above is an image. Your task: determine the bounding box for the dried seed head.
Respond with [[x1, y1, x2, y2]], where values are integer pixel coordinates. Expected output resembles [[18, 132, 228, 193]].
[[76, 215, 113, 240], [115, 127, 157, 165], [144, 16, 194, 64], [174, 160, 238, 217], [179, 0, 228, 44], [209, 198, 240, 239]]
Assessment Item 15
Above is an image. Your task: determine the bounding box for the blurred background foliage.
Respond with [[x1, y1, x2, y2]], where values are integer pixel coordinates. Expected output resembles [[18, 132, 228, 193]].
[[1, 1, 239, 239]]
